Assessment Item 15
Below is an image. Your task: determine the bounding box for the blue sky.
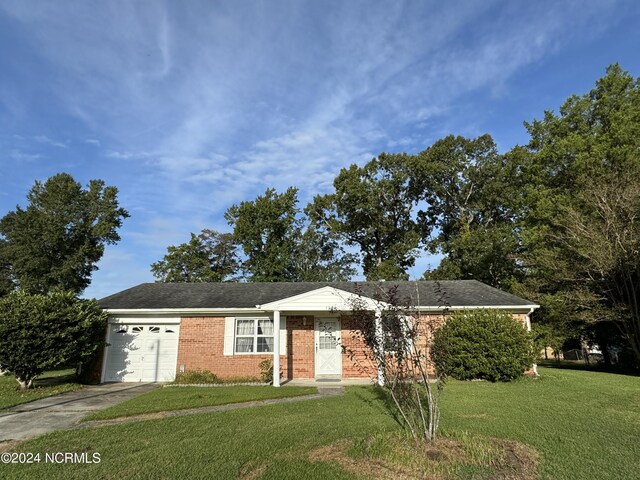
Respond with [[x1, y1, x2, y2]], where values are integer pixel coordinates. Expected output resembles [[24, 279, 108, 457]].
[[1, 1, 639, 299]]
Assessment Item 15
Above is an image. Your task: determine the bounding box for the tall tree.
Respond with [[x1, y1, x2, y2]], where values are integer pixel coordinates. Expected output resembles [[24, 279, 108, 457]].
[[291, 226, 357, 282], [307, 153, 421, 280], [412, 134, 524, 288], [151, 230, 239, 282], [225, 187, 301, 282], [556, 176, 640, 363], [0, 173, 129, 295], [226, 187, 355, 282], [516, 64, 640, 364]]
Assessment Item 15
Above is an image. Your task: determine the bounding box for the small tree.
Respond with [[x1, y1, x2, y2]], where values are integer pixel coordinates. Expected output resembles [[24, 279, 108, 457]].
[[0, 291, 107, 390], [345, 284, 443, 442], [431, 310, 535, 382]]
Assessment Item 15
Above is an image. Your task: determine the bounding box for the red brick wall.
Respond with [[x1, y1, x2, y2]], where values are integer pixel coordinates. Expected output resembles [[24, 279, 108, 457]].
[[284, 316, 314, 379], [341, 315, 377, 379], [175, 311, 532, 380], [176, 316, 287, 380], [339, 314, 447, 379]]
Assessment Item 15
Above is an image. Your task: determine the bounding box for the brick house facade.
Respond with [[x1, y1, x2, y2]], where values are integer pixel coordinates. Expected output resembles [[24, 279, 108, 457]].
[[98, 281, 538, 384]]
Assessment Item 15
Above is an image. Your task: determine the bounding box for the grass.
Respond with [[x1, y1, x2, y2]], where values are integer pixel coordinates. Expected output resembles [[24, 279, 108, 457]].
[[439, 367, 640, 479], [83, 385, 318, 421], [2, 368, 639, 479], [0, 369, 82, 411]]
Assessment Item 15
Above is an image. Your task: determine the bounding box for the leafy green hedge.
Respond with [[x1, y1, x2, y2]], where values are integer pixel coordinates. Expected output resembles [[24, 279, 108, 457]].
[[431, 309, 535, 381]]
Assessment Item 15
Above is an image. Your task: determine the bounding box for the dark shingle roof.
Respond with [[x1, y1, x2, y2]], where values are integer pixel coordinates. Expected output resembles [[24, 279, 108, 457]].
[[98, 280, 537, 310]]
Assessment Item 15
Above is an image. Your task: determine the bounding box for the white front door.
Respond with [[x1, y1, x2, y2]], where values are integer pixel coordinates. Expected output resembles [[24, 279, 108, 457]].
[[315, 318, 342, 376]]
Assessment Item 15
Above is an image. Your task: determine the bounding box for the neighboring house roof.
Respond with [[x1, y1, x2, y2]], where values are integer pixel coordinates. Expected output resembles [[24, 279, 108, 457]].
[[98, 280, 537, 310]]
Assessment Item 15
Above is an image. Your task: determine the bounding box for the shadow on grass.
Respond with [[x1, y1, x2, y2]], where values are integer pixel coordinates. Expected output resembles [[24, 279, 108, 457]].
[[351, 385, 405, 429], [33, 369, 77, 387], [538, 360, 639, 377]]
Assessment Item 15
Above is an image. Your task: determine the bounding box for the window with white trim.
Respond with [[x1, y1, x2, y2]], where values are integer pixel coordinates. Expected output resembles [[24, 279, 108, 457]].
[[235, 318, 274, 353]]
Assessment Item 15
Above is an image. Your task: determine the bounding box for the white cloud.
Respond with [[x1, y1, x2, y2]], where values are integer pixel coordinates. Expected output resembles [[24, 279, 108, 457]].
[[33, 135, 67, 148], [1, 0, 630, 296], [9, 149, 42, 162]]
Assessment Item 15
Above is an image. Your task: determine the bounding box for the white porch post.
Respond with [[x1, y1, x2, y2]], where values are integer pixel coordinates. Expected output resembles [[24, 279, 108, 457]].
[[375, 310, 384, 386], [273, 310, 281, 387]]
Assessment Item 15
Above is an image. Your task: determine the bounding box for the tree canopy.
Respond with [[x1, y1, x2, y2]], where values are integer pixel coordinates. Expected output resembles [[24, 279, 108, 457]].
[[151, 230, 239, 282], [145, 63, 640, 367], [413, 135, 525, 288], [512, 64, 640, 365], [0, 173, 129, 295], [225, 187, 355, 282], [307, 153, 421, 280]]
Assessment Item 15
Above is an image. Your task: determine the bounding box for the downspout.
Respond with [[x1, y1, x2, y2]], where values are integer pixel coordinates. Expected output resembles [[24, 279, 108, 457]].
[[526, 307, 538, 377]]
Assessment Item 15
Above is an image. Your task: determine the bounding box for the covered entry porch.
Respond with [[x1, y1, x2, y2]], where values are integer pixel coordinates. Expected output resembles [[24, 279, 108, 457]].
[[258, 286, 384, 387]]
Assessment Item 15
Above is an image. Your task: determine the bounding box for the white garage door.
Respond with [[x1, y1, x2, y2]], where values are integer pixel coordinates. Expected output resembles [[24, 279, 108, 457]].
[[104, 323, 180, 382]]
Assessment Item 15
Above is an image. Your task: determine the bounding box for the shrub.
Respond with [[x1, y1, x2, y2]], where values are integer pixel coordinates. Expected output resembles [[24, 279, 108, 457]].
[[431, 309, 535, 382], [259, 359, 274, 384], [0, 291, 107, 390], [174, 369, 220, 384]]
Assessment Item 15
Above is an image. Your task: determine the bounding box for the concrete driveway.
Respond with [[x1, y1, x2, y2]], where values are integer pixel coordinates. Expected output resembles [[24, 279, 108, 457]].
[[0, 383, 158, 441]]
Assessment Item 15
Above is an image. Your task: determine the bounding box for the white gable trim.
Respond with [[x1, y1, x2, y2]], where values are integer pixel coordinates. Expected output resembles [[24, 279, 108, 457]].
[[257, 286, 388, 312]]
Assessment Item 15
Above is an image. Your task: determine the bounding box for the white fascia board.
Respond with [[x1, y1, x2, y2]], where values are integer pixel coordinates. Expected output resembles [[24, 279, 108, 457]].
[[104, 307, 263, 315], [415, 304, 540, 311], [104, 304, 540, 316]]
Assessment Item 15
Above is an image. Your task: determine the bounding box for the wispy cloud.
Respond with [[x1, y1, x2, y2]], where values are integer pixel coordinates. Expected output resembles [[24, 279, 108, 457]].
[[0, 0, 633, 297], [34, 135, 67, 148], [9, 149, 42, 162]]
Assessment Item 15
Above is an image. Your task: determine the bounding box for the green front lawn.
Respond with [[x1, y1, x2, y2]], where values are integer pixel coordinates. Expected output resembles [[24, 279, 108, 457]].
[[0, 369, 82, 411], [83, 385, 318, 421], [440, 368, 640, 479], [3, 368, 639, 479]]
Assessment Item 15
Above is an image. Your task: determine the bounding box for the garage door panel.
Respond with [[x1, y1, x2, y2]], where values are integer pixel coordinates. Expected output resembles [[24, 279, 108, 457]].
[[104, 322, 180, 382]]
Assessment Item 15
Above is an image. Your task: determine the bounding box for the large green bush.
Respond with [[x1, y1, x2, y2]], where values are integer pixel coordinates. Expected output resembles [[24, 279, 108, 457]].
[[431, 309, 535, 382], [0, 291, 107, 390]]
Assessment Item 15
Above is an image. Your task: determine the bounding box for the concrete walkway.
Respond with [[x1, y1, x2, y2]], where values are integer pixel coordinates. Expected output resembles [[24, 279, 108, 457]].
[[78, 386, 345, 429], [0, 383, 158, 441]]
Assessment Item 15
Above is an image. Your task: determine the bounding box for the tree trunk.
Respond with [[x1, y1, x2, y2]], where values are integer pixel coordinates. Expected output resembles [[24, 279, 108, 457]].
[[16, 375, 34, 391]]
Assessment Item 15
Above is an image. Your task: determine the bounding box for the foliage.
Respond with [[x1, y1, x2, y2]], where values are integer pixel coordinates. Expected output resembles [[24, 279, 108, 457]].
[[307, 153, 421, 280], [174, 369, 221, 384], [226, 187, 355, 282], [516, 64, 640, 365], [0, 173, 129, 295], [556, 176, 640, 365], [290, 226, 357, 282], [225, 187, 301, 281], [531, 323, 566, 360], [0, 239, 13, 296], [151, 229, 239, 282], [346, 283, 442, 441], [412, 135, 526, 288], [431, 309, 535, 381], [0, 291, 108, 390]]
